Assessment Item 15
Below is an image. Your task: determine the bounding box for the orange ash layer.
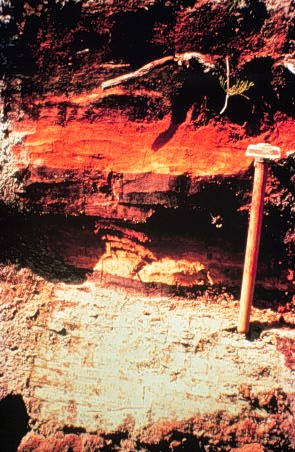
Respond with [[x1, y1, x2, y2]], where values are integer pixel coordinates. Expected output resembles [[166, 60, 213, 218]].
[[12, 105, 294, 177]]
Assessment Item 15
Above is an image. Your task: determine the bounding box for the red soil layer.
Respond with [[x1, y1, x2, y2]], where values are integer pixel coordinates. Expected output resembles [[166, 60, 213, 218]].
[[13, 117, 249, 177], [276, 337, 295, 371], [13, 102, 295, 179]]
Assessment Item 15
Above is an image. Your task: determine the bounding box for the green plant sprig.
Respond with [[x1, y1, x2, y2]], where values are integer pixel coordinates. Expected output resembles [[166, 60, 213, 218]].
[[219, 56, 254, 114]]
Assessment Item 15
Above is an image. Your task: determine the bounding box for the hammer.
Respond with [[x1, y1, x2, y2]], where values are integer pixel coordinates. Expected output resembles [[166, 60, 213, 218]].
[[237, 143, 281, 334]]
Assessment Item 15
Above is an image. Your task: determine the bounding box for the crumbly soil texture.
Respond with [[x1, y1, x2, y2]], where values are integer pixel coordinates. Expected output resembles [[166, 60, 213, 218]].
[[0, 0, 294, 451]]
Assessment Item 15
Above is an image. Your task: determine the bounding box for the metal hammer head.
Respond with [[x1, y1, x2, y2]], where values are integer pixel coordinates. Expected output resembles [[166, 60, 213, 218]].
[[246, 143, 281, 161]]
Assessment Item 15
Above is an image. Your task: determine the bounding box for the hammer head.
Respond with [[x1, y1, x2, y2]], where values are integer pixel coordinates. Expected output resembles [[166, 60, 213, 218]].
[[246, 143, 281, 160]]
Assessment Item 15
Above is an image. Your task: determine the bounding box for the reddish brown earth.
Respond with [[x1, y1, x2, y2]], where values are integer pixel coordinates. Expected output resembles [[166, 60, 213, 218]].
[[12, 93, 294, 176], [277, 337, 295, 371], [0, 0, 294, 451]]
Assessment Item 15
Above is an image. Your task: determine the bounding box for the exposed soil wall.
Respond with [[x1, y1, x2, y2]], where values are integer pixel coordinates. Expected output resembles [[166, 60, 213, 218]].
[[0, 0, 294, 450]]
